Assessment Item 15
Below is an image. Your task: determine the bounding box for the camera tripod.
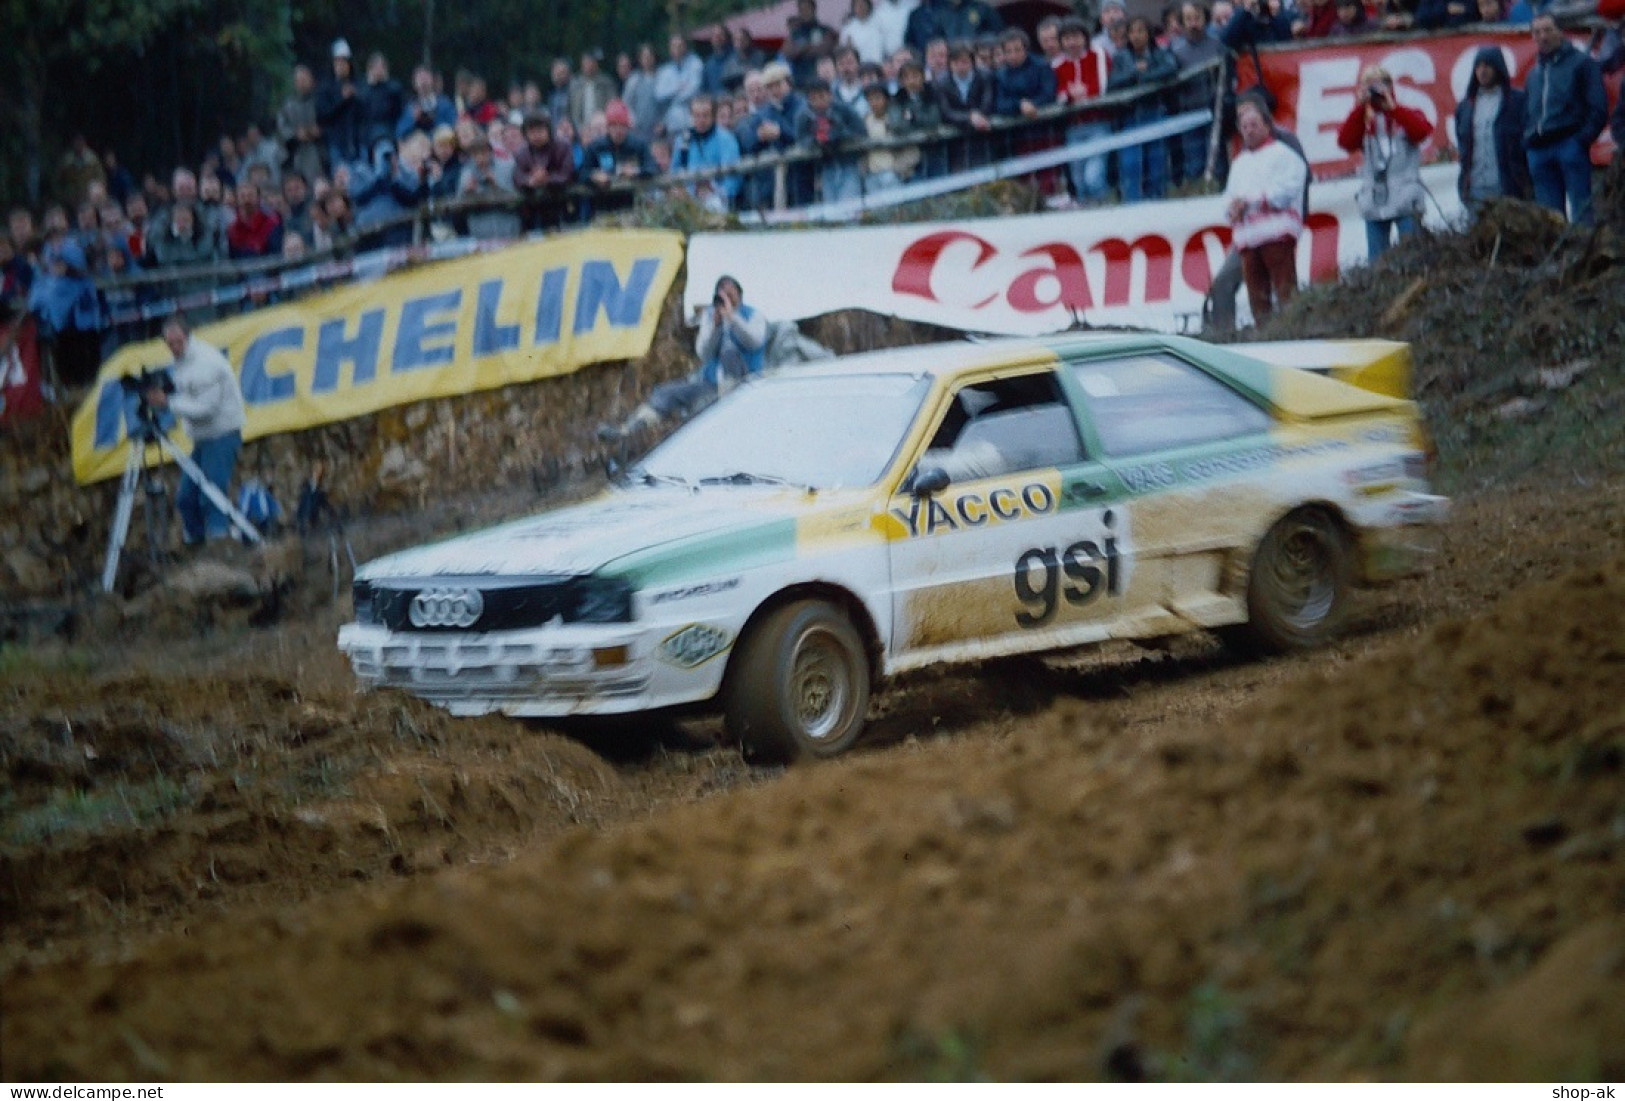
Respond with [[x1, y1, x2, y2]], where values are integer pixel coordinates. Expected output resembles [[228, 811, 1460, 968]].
[[101, 416, 263, 593]]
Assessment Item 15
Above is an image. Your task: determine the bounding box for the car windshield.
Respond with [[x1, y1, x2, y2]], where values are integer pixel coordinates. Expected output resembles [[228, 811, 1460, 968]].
[[635, 371, 932, 490]]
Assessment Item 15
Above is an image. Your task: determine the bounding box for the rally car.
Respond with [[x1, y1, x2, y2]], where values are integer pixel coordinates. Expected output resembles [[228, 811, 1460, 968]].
[[338, 333, 1446, 763]]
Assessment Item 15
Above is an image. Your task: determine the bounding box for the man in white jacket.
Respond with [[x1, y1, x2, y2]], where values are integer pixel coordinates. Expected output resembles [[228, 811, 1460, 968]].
[[1223, 94, 1307, 326], [146, 313, 247, 544]]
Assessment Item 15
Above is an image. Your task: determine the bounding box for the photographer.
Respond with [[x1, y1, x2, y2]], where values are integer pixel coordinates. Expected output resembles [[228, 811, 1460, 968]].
[[144, 313, 246, 546], [1336, 66, 1433, 261], [598, 275, 768, 440]]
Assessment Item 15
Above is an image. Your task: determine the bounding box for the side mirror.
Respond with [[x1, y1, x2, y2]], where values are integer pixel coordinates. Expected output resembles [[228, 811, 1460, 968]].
[[911, 465, 950, 497]]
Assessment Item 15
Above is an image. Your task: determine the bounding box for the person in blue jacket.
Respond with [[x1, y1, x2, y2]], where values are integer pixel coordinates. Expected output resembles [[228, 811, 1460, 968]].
[[1110, 16, 1179, 201], [1454, 45, 1532, 217], [1523, 12, 1608, 224]]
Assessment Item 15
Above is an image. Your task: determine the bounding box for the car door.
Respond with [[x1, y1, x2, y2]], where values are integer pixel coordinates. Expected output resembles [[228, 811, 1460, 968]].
[[885, 367, 1133, 668], [1063, 351, 1278, 633]]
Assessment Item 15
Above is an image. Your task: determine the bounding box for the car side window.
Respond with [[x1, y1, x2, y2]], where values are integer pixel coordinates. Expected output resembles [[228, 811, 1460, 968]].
[[919, 371, 1085, 482], [1069, 354, 1272, 459]]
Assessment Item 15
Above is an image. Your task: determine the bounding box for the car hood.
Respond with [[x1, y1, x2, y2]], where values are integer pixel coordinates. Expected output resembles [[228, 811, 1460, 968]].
[[356, 484, 826, 582]]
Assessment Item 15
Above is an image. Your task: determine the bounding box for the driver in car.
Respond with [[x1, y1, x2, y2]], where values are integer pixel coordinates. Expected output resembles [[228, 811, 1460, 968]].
[[599, 274, 769, 442]]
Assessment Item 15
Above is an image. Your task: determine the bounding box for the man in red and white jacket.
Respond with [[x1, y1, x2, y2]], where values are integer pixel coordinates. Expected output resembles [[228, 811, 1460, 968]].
[[1223, 93, 1307, 325], [1054, 16, 1113, 203]]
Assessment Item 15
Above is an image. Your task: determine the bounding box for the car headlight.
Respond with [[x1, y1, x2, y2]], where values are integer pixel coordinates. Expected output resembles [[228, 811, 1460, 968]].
[[352, 580, 377, 625], [567, 576, 634, 624]]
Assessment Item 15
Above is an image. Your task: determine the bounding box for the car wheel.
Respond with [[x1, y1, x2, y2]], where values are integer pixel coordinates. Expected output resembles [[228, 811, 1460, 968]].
[[725, 600, 871, 764], [1234, 507, 1352, 654]]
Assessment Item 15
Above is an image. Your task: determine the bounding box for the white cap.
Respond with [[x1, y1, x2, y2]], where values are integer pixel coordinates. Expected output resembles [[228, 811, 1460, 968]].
[[332, 37, 352, 59]]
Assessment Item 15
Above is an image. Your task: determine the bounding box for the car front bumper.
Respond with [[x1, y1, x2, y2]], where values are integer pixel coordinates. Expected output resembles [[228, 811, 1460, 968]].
[[1358, 491, 1450, 581], [336, 621, 730, 717]]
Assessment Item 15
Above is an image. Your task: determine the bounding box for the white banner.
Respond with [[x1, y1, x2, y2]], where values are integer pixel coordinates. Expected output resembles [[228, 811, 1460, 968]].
[[687, 163, 1463, 335]]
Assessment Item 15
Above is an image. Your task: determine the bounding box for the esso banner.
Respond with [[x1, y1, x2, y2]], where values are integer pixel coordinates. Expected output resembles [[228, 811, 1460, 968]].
[[686, 163, 1463, 336], [1248, 29, 1619, 176]]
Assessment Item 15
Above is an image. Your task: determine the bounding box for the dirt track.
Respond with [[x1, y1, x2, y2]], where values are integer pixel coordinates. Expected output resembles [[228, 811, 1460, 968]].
[[3, 473, 1623, 1081]]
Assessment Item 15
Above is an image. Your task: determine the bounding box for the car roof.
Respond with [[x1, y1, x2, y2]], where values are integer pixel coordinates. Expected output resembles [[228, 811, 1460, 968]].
[[768, 332, 1183, 382]]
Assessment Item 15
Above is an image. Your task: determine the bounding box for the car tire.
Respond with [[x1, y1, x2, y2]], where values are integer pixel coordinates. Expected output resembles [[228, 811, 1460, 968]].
[[1232, 507, 1352, 654], [725, 599, 871, 764]]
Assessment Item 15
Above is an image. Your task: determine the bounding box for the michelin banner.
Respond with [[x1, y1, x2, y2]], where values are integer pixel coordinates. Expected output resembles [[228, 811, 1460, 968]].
[[686, 164, 1463, 337], [73, 230, 684, 484]]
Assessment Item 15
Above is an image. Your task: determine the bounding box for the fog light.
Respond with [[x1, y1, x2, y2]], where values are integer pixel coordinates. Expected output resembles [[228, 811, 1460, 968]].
[[592, 645, 630, 668]]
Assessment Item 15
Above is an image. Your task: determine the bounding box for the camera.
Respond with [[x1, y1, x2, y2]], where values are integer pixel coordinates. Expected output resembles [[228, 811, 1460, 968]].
[[118, 366, 176, 439], [713, 293, 727, 308]]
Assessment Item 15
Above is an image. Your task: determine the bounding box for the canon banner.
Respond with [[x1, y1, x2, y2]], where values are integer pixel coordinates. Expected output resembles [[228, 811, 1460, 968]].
[[686, 163, 1462, 337], [1247, 28, 1620, 177], [73, 230, 683, 485]]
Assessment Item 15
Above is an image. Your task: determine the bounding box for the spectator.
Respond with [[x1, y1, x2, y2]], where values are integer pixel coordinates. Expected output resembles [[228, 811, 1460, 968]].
[[923, 36, 950, 82], [1336, 64, 1433, 259], [512, 112, 577, 228], [1292, 0, 1340, 37], [1475, 0, 1507, 20], [282, 232, 308, 263], [583, 100, 656, 213], [547, 59, 574, 124], [937, 40, 995, 131], [1455, 45, 1532, 216], [673, 94, 742, 213], [1170, 2, 1227, 184], [786, 0, 841, 86], [1027, 18, 1056, 64], [704, 25, 744, 94], [861, 82, 920, 192], [463, 75, 502, 126], [843, 0, 890, 65], [56, 134, 106, 207], [356, 52, 405, 154], [741, 62, 810, 207], [124, 194, 152, 267], [278, 64, 326, 186], [1109, 16, 1178, 201], [1056, 17, 1112, 203], [239, 124, 283, 188], [734, 28, 767, 76], [428, 125, 465, 197], [1327, 0, 1376, 35], [280, 171, 314, 241], [656, 33, 706, 137], [875, 0, 918, 56], [974, 35, 999, 72], [145, 313, 246, 546], [624, 44, 663, 143], [834, 45, 871, 118], [1094, 0, 1130, 52], [456, 136, 520, 239], [316, 39, 365, 167], [398, 65, 457, 139], [598, 275, 767, 440], [225, 182, 285, 259], [1211, 0, 1236, 32], [1221, 0, 1294, 46], [29, 237, 106, 386], [1523, 13, 1608, 225], [102, 150, 138, 205], [798, 78, 866, 202], [313, 189, 356, 252], [150, 203, 220, 269], [1222, 94, 1306, 325], [571, 49, 619, 135], [993, 27, 1056, 118], [907, 0, 1003, 53]]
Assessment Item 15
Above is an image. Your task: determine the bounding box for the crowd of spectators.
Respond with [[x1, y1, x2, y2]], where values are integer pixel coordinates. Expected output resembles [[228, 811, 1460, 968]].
[[5, 0, 1625, 382]]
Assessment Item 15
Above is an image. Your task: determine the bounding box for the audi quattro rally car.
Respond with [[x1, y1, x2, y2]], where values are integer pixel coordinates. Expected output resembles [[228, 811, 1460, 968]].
[[339, 333, 1447, 763]]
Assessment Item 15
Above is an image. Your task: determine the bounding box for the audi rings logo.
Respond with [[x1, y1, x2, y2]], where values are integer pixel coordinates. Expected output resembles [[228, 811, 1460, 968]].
[[409, 587, 485, 629]]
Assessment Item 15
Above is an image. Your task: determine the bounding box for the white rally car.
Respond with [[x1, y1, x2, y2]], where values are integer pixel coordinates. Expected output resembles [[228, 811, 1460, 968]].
[[339, 333, 1446, 762]]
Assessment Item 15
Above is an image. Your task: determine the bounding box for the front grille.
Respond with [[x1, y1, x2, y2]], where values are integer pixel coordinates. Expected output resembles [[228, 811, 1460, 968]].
[[364, 577, 578, 633]]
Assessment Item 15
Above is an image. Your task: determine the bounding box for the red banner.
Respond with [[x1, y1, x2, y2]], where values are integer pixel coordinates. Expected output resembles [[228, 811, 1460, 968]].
[[0, 317, 46, 427], [1243, 29, 1620, 178]]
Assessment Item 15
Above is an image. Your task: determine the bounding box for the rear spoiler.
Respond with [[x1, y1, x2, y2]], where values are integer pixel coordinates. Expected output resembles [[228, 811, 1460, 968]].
[[1228, 339, 1412, 400]]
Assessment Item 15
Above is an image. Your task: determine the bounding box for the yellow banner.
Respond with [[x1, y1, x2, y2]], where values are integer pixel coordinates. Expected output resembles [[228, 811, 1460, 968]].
[[72, 229, 685, 484]]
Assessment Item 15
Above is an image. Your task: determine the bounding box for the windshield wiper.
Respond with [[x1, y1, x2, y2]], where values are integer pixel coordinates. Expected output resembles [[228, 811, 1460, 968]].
[[697, 471, 807, 489], [623, 468, 698, 491]]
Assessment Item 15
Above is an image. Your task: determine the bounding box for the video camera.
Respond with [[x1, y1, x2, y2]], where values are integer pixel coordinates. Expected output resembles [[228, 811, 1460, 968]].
[[118, 366, 177, 441]]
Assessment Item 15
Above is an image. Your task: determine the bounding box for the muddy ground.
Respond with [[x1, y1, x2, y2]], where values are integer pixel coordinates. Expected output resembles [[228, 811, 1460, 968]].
[[3, 195, 1624, 1081]]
